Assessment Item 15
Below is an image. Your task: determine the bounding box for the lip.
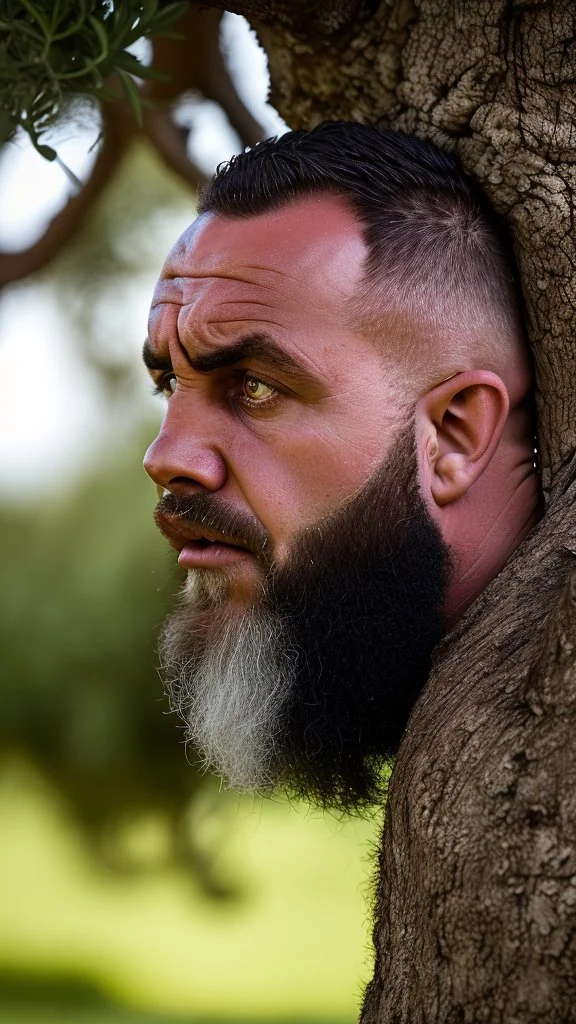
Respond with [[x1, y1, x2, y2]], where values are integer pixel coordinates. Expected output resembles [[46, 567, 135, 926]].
[[154, 510, 254, 568], [177, 540, 253, 569]]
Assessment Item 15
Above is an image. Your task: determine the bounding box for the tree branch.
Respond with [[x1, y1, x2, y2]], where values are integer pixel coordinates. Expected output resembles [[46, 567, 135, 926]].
[[0, 7, 265, 291], [188, 0, 380, 34], [142, 108, 207, 191], [0, 104, 131, 291], [144, 7, 265, 148]]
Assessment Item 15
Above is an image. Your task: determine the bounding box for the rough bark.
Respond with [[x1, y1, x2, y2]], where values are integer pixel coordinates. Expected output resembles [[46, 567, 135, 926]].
[[195, 0, 380, 34], [188, 0, 576, 1019], [363, 460, 576, 1021]]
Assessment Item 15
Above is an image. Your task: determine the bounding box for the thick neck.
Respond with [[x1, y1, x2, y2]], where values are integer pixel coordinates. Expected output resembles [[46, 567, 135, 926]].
[[441, 418, 543, 629]]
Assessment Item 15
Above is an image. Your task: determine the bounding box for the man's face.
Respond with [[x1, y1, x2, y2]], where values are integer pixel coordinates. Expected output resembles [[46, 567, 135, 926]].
[[144, 195, 448, 809], [144, 195, 410, 601]]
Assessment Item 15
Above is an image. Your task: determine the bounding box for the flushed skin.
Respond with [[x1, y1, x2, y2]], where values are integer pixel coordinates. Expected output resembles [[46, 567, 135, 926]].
[[144, 193, 541, 624]]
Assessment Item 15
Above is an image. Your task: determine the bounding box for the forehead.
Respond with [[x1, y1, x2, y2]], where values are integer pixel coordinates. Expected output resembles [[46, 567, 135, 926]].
[[149, 195, 368, 339]]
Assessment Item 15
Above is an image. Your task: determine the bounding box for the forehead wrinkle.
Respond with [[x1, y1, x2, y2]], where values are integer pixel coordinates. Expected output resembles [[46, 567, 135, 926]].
[[205, 297, 284, 318], [176, 283, 289, 349], [177, 317, 288, 359], [169, 261, 348, 315], [172, 270, 284, 293], [150, 276, 184, 311], [179, 274, 287, 313], [235, 261, 317, 290], [166, 255, 317, 289], [159, 242, 355, 324], [178, 277, 345, 343], [175, 306, 330, 383], [202, 303, 286, 335], [205, 318, 286, 336], [150, 272, 276, 321]]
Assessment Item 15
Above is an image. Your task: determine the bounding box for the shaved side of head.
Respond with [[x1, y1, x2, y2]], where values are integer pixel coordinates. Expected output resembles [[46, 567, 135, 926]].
[[199, 121, 530, 399]]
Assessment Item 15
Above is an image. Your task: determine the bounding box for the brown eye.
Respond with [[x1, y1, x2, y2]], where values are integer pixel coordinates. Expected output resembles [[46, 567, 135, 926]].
[[242, 374, 276, 404]]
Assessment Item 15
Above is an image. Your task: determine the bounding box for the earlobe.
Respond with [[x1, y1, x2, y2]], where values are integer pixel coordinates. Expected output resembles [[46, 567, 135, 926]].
[[417, 371, 509, 507]]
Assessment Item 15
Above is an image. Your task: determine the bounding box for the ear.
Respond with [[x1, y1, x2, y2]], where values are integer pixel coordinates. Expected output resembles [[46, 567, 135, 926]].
[[415, 371, 509, 507]]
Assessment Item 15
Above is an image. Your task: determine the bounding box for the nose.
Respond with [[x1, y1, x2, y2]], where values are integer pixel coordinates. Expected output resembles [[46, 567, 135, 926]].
[[143, 413, 228, 494]]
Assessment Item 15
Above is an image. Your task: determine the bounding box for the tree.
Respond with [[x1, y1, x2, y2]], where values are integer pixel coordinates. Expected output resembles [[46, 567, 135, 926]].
[[185, 2, 576, 1020], [0, 1, 265, 287], [4, 0, 575, 1017]]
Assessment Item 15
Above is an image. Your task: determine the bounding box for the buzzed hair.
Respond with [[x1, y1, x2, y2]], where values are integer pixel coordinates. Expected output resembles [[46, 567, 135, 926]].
[[199, 121, 524, 361]]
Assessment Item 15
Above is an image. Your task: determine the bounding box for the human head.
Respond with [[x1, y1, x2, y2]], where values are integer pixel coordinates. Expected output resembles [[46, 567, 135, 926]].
[[144, 122, 540, 807], [200, 120, 526, 392]]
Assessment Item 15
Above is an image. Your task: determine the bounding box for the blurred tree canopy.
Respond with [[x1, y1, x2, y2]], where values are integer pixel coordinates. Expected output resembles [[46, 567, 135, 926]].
[[0, 0, 265, 288], [0, 427, 239, 898], [1, 0, 189, 154], [0, 76, 255, 897]]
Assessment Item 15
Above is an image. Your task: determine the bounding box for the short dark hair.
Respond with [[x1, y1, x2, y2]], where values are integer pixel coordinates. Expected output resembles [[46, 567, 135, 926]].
[[200, 121, 523, 360]]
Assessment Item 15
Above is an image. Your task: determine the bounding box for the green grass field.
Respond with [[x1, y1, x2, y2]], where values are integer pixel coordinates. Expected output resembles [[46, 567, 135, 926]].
[[0, 761, 381, 1023]]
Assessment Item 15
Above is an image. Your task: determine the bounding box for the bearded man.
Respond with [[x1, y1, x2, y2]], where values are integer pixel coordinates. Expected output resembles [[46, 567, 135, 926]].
[[143, 121, 541, 811]]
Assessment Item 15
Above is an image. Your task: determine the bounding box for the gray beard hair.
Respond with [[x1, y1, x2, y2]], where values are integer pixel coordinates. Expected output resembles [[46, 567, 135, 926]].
[[158, 571, 295, 791]]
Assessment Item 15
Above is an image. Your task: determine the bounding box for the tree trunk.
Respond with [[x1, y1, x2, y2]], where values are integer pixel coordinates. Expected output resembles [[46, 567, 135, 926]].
[[191, 1, 576, 1018], [363, 461, 576, 1022]]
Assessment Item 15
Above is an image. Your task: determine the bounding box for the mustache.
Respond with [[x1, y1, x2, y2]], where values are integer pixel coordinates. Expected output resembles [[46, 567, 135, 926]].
[[155, 493, 271, 562]]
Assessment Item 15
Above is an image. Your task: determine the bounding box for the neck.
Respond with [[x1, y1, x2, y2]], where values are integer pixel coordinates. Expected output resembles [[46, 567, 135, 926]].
[[442, 442, 543, 630]]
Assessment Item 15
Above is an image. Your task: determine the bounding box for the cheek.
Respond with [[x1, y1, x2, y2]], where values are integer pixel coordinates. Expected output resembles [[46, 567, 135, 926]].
[[231, 424, 393, 552]]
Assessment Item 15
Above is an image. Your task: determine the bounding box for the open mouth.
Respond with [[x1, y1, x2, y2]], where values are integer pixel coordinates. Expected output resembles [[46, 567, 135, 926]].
[[153, 507, 261, 573], [177, 537, 253, 569], [187, 537, 248, 552]]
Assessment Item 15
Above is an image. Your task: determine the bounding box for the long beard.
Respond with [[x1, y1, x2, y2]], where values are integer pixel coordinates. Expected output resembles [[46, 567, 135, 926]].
[[158, 426, 449, 811], [160, 577, 294, 791]]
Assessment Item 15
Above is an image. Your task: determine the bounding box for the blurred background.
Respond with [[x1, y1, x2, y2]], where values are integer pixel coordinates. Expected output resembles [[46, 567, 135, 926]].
[[0, 10, 381, 1024]]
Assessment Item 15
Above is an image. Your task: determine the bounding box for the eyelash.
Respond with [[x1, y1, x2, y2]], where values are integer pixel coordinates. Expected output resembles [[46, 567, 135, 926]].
[[152, 374, 176, 399], [152, 370, 281, 410], [236, 372, 279, 410]]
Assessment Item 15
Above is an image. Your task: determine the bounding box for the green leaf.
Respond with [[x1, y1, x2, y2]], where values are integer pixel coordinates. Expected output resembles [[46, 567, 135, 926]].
[[18, 0, 51, 39], [138, 0, 160, 30], [130, 64, 170, 83], [113, 50, 146, 77], [87, 14, 109, 63], [36, 142, 57, 161], [98, 83, 121, 103], [108, 2, 133, 41], [147, 2, 189, 36], [116, 68, 143, 129]]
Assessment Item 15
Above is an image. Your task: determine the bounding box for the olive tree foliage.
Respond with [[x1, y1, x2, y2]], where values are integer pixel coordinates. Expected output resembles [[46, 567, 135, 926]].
[[0, 1, 265, 287], [191, 1, 576, 1020]]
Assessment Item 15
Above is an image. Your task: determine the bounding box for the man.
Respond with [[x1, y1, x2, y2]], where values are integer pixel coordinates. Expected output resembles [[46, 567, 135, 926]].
[[143, 121, 541, 811]]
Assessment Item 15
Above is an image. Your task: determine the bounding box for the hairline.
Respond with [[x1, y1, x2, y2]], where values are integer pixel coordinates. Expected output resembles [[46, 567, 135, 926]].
[[199, 174, 526, 388]]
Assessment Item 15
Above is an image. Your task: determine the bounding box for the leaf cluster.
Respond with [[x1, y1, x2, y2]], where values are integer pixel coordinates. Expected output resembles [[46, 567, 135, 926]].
[[0, 0, 189, 158]]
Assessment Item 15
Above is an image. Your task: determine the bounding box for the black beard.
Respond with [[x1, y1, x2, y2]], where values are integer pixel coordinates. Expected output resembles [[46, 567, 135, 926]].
[[261, 425, 449, 810], [158, 425, 449, 812]]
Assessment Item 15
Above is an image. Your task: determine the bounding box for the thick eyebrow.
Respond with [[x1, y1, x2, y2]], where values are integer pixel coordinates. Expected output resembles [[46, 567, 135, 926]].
[[143, 333, 323, 391], [142, 337, 171, 372]]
